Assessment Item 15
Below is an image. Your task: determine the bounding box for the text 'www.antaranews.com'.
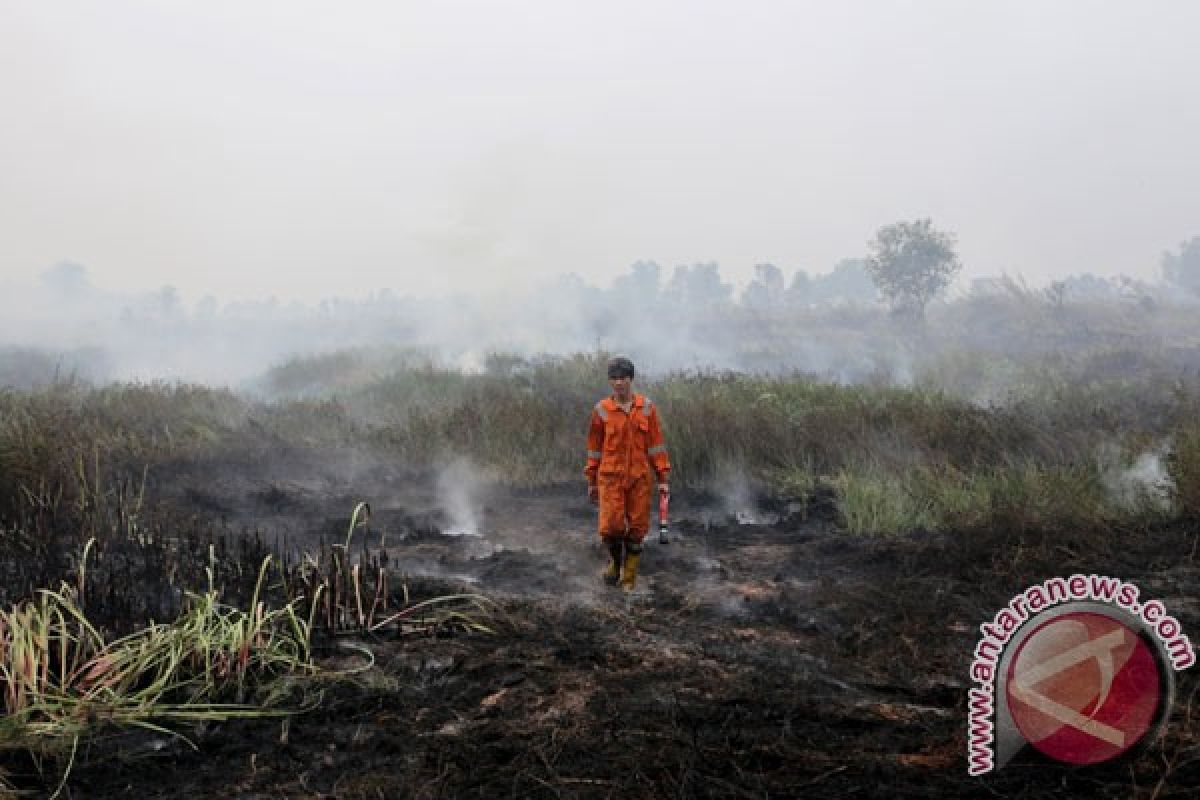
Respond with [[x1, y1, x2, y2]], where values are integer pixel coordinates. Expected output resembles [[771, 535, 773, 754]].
[[968, 573, 1195, 776]]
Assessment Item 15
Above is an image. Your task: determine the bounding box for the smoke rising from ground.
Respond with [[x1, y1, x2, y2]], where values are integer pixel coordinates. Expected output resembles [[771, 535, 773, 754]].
[[435, 458, 484, 538], [1102, 444, 1174, 512]]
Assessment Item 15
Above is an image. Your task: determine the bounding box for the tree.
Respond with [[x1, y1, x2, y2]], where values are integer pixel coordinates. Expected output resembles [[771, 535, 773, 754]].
[[865, 218, 961, 317], [155, 285, 180, 316], [784, 269, 812, 307], [40, 261, 92, 297], [663, 262, 733, 311], [1162, 236, 1200, 294], [611, 260, 662, 308], [741, 263, 785, 310], [817, 258, 877, 304]]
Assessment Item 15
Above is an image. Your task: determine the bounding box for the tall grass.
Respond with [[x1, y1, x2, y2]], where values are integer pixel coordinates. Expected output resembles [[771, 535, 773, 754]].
[[829, 460, 1154, 536], [3, 348, 1200, 537], [1167, 424, 1200, 519]]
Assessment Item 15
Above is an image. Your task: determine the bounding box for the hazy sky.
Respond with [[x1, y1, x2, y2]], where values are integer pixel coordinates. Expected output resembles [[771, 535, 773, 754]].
[[3, 1, 1199, 302]]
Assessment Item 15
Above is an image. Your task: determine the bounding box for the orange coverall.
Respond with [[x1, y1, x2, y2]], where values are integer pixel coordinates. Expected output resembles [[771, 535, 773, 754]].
[[585, 393, 671, 542]]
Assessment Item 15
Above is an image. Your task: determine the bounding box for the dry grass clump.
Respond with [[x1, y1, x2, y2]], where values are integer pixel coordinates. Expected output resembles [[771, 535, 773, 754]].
[[0, 553, 317, 795], [278, 503, 497, 638]]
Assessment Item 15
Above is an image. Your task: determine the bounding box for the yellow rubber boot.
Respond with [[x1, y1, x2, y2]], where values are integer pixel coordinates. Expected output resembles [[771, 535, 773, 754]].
[[602, 540, 622, 586], [620, 551, 641, 593]]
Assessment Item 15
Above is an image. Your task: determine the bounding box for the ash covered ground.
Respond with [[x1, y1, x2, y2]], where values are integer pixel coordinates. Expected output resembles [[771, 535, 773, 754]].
[[38, 453, 1200, 800]]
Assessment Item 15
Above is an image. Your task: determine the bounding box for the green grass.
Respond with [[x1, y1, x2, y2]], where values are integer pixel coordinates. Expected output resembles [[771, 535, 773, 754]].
[[1167, 423, 1200, 519], [826, 454, 1175, 536]]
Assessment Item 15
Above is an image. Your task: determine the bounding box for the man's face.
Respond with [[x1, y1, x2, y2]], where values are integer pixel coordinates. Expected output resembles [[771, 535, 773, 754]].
[[608, 374, 632, 400]]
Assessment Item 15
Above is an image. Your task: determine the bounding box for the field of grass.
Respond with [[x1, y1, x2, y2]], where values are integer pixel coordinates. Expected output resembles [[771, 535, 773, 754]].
[[6, 339, 1199, 536]]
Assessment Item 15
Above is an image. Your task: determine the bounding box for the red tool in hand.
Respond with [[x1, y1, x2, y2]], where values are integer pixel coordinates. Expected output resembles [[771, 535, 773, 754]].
[[658, 488, 670, 544]]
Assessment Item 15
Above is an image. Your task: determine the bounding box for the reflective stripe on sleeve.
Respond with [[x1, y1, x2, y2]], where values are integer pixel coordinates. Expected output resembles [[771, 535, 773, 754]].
[[587, 450, 602, 459], [642, 397, 654, 412], [646, 444, 667, 456], [594, 402, 608, 420]]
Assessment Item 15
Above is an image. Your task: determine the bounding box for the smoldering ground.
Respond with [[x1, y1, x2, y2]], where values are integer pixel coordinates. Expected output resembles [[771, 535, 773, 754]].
[[23, 442, 1197, 799]]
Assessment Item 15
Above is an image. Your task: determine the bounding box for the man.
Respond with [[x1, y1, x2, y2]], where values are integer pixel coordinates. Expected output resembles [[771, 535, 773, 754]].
[[585, 357, 671, 592]]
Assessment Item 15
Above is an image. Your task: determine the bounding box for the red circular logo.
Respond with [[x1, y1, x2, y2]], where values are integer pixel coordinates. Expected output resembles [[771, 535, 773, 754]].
[[1006, 611, 1163, 765]]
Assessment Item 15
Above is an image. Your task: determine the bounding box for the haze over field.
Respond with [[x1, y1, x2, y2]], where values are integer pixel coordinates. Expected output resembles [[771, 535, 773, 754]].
[[3, 1, 1199, 306], [7, 8, 1200, 797]]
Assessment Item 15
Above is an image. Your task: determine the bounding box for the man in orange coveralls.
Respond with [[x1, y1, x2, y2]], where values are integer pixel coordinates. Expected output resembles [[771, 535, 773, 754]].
[[585, 357, 671, 592]]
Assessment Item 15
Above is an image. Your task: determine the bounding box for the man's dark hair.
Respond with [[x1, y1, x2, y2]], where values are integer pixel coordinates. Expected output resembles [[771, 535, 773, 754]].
[[607, 357, 635, 379]]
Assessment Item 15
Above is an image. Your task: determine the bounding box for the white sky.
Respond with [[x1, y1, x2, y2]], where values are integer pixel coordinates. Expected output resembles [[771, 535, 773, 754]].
[[2, 1, 1199, 302]]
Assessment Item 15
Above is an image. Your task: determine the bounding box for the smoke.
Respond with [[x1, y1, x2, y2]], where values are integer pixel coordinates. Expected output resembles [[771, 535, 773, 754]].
[[714, 463, 780, 526], [435, 457, 485, 537], [0, 260, 923, 388], [1101, 444, 1174, 512], [4, 260, 1199, 412]]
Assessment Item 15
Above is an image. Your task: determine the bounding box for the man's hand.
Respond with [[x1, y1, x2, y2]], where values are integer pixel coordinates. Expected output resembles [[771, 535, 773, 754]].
[[658, 483, 670, 496], [588, 484, 599, 505]]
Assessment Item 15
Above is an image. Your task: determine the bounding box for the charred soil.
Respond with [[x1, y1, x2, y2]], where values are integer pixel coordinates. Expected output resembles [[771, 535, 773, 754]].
[[8, 473, 1200, 799]]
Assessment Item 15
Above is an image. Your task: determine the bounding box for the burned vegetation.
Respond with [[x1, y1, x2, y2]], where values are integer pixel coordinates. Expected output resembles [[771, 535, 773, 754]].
[[2, 301, 1200, 798]]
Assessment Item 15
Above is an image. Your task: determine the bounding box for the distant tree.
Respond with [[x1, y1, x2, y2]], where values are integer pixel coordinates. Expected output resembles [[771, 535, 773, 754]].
[[40, 261, 92, 297], [1046, 280, 1067, 310], [196, 295, 220, 318], [612, 260, 662, 307], [818, 258, 878, 304], [865, 218, 961, 317], [1162, 236, 1200, 293], [741, 263, 785, 310], [785, 269, 812, 306], [663, 262, 733, 310], [156, 285, 181, 316], [1058, 273, 1121, 301]]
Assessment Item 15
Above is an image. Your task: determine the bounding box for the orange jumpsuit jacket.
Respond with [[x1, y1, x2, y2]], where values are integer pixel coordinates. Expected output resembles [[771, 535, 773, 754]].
[[585, 393, 671, 487]]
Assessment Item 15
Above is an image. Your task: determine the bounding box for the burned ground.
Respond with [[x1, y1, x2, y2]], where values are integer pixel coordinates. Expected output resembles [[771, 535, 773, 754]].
[[14, 466, 1196, 799]]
